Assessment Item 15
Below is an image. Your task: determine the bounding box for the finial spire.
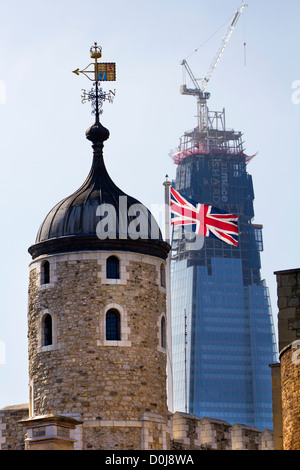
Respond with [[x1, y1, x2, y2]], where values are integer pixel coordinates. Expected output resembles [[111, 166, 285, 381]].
[[73, 42, 116, 123]]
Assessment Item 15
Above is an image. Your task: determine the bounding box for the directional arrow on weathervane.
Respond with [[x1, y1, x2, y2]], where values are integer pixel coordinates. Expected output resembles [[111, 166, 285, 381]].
[[72, 43, 116, 83], [72, 63, 95, 81]]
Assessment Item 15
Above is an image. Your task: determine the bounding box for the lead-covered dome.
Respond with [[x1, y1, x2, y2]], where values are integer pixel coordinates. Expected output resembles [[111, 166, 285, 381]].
[[29, 120, 169, 260]]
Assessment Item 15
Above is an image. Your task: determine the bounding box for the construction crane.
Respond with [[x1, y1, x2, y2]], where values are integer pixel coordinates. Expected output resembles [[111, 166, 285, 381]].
[[180, 2, 247, 129]]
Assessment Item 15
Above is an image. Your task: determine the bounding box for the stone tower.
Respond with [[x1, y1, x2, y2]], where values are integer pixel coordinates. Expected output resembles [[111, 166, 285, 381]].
[[25, 66, 170, 449], [273, 268, 300, 451]]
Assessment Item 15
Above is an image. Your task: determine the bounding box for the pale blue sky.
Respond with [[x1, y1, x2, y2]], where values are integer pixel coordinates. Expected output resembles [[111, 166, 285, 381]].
[[0, 0, 299, 408]]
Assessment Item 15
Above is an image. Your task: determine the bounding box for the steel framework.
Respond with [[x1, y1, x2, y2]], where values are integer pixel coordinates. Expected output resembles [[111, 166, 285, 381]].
[[169, 107, 256, 165]]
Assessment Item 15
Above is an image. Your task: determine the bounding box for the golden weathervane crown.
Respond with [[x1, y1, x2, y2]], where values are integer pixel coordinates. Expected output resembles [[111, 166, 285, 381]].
[[73, 42, 116, 119]]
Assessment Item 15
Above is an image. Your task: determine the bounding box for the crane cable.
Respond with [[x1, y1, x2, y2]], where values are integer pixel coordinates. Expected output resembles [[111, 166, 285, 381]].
[[243, 7, 247, 66], [184, 13, 233, 61], [184, 5, 248, 67]]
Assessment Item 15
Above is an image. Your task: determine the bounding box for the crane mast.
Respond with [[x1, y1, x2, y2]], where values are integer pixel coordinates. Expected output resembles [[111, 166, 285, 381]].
[[180, 2, 247, 130], [171, 3, 248, 165], [201, 2, 247, 92]]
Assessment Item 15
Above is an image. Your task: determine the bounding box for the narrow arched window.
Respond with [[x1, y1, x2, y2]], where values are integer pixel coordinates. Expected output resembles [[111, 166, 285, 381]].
[[160, 263, 166, 288], [29, 384, 33, 417], [106, 309, 121, 341], [161, 316, 166, 349], [106, 256, 120, 279], [41, 261, 50, 285], [43, 314, 52, 346]]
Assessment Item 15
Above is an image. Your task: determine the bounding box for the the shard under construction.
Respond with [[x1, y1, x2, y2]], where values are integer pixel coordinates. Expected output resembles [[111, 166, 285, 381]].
[[170, 4, 277, 430]]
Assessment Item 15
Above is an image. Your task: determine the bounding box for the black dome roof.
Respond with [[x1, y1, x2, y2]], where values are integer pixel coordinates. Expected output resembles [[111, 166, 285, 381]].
[[29, 120, 169, 260]]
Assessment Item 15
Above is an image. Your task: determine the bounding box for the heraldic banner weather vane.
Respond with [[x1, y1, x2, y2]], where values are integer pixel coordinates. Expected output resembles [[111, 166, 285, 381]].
[[73, 42, 116, 120]]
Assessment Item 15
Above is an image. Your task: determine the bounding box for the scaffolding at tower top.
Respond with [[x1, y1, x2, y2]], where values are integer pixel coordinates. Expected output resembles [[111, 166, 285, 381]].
[[169, 106, 256, 165], [169, 106, 253, 165]]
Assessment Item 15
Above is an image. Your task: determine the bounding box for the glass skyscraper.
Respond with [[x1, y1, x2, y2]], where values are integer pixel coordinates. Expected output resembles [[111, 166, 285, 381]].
[[170, 107, 277, 430]]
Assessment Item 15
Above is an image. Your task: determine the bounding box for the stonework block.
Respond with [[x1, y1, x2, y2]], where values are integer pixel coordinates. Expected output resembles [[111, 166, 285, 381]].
[[280, 346, 300, 450], [0, 404, 29, 450], [27, 250, 168, 450]]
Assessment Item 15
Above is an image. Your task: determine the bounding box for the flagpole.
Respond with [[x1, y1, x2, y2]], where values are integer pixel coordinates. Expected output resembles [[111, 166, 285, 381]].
[[163, 176, 173, 413], [184, 308, 188, 413]]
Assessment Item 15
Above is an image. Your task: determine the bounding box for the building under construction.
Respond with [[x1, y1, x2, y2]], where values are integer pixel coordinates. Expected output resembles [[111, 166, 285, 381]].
[[170, 105, 253, 166], [170, 3, 277, 430]]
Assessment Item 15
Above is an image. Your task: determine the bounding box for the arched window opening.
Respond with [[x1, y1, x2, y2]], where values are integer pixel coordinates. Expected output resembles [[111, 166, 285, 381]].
[[106, 309, 121, 341], [160, 263, 166, 288], [41, 261, 50, 285], [43, 314, 52, 346], [161, 316, 166, 349], [106, 256, 120, 279], [29, 384, 34, 417]]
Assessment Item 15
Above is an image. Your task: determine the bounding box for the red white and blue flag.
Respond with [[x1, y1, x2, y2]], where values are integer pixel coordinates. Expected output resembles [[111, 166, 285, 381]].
[[170, 187, 239, 247]]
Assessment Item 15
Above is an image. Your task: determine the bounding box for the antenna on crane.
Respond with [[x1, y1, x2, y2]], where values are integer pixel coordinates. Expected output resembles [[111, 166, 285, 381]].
[[180, 2, 247, 129]]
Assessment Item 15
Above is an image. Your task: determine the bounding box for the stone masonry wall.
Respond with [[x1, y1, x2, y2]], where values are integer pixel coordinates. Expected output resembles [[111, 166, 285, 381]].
[[27, 251, 168, 450], [171, 412, 273, 450], [0, 404, 29, 450], [0, 406, 274, 450], [275, 269, 300, 353], [280, 347, 300, 450], [275, 268, 300, 450]]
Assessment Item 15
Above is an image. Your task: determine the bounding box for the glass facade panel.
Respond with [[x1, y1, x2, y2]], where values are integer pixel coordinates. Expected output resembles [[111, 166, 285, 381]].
[[171, 152, 277, 430], [171, 259, 193, 412]]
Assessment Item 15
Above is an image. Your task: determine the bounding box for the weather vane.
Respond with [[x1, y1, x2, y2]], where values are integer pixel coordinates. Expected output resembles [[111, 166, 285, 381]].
[[73, 42, 116, 120]]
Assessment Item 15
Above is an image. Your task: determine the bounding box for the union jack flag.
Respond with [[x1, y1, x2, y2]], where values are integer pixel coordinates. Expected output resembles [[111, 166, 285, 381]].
[[170, 188, 239, 247]]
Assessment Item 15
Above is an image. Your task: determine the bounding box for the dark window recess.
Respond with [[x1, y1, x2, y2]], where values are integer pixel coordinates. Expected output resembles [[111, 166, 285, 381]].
[[106, 309, 121, 341], [161, 316, 166, 349], [160, 264, 166, 288], [106, 256, 120, 279], [42, 261, 50, 284], [43, 314, 52, 346]]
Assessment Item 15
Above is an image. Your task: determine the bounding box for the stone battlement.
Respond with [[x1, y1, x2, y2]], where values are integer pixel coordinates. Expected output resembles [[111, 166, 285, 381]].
[[171, 412, 273, 451], [0, 405, 273, 451]]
